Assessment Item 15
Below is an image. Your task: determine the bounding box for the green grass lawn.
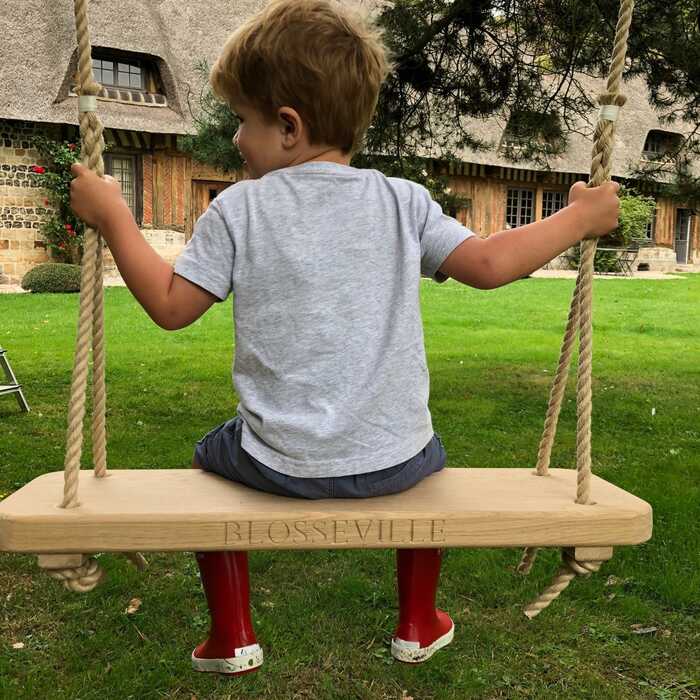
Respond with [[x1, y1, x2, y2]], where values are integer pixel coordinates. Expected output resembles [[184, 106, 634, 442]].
[[1, 277, 698, 699]]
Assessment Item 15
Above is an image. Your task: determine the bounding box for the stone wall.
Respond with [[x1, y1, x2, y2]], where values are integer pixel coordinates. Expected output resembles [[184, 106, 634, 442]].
[[545, 244, 679, 273], [103, 228, 187, 281], [0, 120, 56, 283], [635, 245, 678, 272]]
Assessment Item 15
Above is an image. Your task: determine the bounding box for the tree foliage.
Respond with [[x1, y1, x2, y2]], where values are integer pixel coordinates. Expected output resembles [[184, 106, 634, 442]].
[[180, 0, 700, 211]]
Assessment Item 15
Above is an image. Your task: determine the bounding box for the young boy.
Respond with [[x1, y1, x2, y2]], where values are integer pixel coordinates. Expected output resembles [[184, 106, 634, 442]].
[[69, 0, 620, 676]]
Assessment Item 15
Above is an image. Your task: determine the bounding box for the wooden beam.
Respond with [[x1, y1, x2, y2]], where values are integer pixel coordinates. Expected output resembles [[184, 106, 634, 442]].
[[572, 546, 614, 562], [37, 553, 86, 569], [152, 155, 162, 226]]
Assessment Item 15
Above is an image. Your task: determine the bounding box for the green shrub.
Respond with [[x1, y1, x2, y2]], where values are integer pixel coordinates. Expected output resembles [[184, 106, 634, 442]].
[[566, 184, 656, 273], [21, 263, 81, 293]]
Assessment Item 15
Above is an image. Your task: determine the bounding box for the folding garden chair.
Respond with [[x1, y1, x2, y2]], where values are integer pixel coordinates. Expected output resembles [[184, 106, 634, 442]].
[[0, 347, 30, 412]]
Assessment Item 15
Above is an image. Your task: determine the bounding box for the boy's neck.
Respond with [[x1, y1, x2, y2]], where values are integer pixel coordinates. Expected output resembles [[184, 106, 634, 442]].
[[293, 148, 352, 168]]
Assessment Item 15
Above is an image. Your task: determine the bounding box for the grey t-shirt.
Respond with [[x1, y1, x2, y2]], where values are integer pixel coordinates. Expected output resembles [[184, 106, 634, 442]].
[[174, 161, 475, 477]]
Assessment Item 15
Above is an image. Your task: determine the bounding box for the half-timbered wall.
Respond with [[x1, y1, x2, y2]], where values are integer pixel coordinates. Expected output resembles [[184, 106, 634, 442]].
[[436, 161, 697, 259], [433, 162, 580, 236], [150, 152, 189, 231]]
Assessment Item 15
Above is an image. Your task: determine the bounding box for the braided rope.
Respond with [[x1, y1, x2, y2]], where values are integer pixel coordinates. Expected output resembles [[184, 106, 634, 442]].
[[42, 0, 147, 590], [523, 549, 604, 619], [573, 11, 631, 496], [519, 0, 634, 613], [61, 0, 105, 511], [533, 8, 631, 506], [92, 233, 107, 478], [517, 278, 581, 574], [534, 275, 583, 479]]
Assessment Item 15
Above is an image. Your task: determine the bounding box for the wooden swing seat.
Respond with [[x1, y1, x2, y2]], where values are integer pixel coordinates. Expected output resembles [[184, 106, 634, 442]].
[[0, 467, 652, 554]]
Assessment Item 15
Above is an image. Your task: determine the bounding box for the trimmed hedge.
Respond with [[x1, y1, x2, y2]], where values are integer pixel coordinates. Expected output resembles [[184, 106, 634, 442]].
[[21, 263, 81, 293]]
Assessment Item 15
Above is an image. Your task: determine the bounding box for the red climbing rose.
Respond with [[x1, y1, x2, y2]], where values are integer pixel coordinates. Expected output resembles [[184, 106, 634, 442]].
[[31, 166, 46, 174], [68, 144, 77, 151]]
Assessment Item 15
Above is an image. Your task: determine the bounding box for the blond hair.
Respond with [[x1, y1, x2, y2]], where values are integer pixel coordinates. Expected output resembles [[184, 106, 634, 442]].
[[210, 0, 396, 156]]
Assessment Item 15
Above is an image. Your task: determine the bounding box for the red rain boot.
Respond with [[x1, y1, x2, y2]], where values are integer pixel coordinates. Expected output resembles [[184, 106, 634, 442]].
[[391, 548, 455, 663], [191, 550, 264, 675]]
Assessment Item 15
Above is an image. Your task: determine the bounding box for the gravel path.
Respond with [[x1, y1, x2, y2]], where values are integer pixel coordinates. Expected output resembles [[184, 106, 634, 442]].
[[1, 269, 690, 294], [530, 269, 686, 280]]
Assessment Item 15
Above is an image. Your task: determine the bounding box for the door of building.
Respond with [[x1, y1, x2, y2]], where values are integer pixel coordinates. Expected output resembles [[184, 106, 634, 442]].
[[674, 208, 693, 264], [190, 180, 234, 239]]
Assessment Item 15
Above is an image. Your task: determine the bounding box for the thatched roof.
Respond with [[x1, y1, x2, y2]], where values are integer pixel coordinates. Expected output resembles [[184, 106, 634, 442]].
[[413, 70, 699, 181], [1, 0, 696, 178], [0, 0, 259, 135]]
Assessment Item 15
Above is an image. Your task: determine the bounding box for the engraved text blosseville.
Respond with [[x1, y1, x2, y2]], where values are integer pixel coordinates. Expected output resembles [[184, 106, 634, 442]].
[[225, 518, 446, 546]]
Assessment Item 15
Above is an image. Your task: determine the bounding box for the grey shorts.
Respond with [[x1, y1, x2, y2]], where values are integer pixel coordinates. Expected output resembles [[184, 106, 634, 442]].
[[193, 416, 446, 499]]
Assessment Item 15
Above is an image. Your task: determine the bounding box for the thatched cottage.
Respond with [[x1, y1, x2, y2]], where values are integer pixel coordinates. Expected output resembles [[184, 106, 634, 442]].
[[1, 0, 697, 284]]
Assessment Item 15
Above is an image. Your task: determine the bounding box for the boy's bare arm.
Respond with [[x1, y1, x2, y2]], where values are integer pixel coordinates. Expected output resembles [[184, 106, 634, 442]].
[[99, 201, 217, 329], [439, 203, 589, 289], [439, 181, 620, 289], [69, 163, 216, 330]]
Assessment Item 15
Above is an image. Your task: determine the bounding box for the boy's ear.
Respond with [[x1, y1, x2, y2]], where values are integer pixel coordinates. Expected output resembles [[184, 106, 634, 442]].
[[279, 107, 302, 139]]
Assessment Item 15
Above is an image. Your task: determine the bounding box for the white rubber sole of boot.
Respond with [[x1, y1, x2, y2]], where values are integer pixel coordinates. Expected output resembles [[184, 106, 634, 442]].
[[191, 643, 264, 674], [391, 621, 455, 663]]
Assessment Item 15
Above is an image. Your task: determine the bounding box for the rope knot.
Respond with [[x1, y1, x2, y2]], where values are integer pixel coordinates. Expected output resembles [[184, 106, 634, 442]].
[[522, 548, 606, 619], [562, 548, 604, 576], [46, 556, 105, 593]]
